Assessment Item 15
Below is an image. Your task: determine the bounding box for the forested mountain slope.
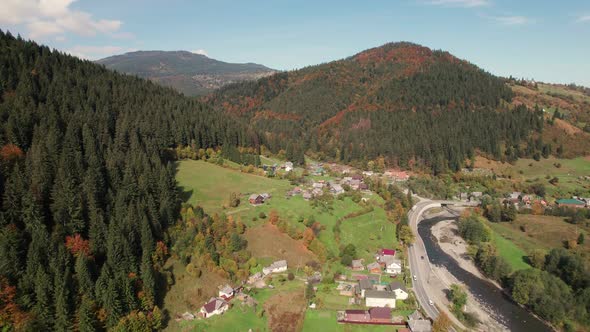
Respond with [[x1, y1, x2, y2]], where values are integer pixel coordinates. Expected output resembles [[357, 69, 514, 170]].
[[208, 42, 547, 172], [0, 30, 257, 330], [97, 50, 276, 96]]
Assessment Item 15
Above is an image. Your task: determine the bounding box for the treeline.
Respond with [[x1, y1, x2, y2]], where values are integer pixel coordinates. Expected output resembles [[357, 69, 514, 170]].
[[0, 30, 257, 330], [458, 212, 590, 329]]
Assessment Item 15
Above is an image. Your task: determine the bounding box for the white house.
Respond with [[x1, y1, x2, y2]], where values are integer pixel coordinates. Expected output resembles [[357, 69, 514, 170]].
[[285, 161, 294, 172], [378, 254, 401, 275], [262, 260, 287, 275], [389, 282, 409, 300], [365, 290, 396, 308], [200, 297, 228, 318], [384, 257, 402, 275], [218, 285, 234, 299]]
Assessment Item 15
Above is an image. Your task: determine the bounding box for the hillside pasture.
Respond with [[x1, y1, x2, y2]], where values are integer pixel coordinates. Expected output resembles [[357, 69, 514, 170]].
[[488, 214, 590, 256], [175, 160, 291, 213]]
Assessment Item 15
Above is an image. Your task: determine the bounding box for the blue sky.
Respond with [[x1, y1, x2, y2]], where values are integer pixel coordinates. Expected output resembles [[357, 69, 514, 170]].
[[1, 0, 590, 86]]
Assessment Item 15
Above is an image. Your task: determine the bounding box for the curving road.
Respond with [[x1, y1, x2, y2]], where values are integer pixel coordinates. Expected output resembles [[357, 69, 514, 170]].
[[406, 196, 478, 327]]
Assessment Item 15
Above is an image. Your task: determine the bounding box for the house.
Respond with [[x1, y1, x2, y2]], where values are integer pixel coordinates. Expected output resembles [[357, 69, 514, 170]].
[[408, 318, 432, 332], [285, 161, 294, 172], [509, 192, 522, 203], [330, 184, 345, 195], [470, 192, 483, 201], [312, 188, 323, 197], [303, 191, 312, 200], [261, 193, 271, 201], [458, 192, 469, 201], [383, 257, 402, 275], [351, 259, 365, 271], [200, 297, 228, 318], [365, 290, 396, 308], [379, 249, 396, 257], [388, 281, 409, 300], [312, 182, 325, 189], [352, 174, 363, 181], [358, 279, 373, 298], [262, 260, 287, 275], [247, 272, 263, 284], [385, 170, 410, 181], [218, 285, 234, 300], [362, 171, 374, 177], [367, 262, 382, 274], [359, 183, 369, 191], [556, 198, 586, 209], [249, 194, 264, 205]]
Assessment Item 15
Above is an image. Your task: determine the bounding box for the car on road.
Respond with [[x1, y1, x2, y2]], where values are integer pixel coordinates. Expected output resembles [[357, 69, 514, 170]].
[[421, 255, 424, 259], [413, 275, 417, 281], [428, 299, 434, 306]]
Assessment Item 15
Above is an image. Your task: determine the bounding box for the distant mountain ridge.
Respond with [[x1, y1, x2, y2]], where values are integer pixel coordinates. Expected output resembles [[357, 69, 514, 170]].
[[96, 50, 276, 95]]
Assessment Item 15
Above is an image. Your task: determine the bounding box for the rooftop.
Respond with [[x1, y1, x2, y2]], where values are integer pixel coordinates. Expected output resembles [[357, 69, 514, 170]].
[[556, 199, 585, 205], [365, 290, 396, 299]]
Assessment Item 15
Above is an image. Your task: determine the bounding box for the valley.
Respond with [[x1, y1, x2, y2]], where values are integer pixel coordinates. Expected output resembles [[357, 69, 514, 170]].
[[0, 11, 589, 332]]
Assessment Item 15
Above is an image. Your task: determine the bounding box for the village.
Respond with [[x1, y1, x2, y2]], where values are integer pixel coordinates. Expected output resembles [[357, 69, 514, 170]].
[[182, 246, 433, 332], [172, 157, 589, 332]]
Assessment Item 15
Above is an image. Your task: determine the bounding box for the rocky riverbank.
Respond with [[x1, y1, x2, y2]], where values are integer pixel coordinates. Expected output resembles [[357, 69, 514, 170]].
[[428, 213, 508, 332]]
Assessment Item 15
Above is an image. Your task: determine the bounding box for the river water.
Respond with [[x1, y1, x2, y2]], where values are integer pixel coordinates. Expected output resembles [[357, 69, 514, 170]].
[[419, 215, 552, 332]]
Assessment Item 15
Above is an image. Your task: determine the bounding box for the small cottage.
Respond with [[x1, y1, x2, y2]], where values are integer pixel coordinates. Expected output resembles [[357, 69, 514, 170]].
[[200, 297, 228, 318]]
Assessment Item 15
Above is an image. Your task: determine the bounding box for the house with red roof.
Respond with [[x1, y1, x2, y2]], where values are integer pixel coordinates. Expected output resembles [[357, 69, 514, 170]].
[[199, 297, 228, 318]]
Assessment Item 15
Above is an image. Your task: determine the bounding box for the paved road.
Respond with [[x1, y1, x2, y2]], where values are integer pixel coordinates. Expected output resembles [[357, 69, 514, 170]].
[[406, 196, 478, 326]]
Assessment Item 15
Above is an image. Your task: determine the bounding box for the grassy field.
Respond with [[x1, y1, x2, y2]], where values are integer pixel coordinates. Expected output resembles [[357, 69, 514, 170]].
[[488, 228, 531, 271], [488, 214, 590, 256], [339, 207, 396, 262], [175, 160, 292, 213], [475, 156, 590, 198]]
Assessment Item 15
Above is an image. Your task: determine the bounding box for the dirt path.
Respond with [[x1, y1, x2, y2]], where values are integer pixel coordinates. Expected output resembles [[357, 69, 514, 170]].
[[429, 216, 508, 332]]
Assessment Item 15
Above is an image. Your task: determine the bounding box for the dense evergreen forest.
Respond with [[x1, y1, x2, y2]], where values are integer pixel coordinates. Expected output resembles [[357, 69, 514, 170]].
[[0, 30, 258, 330], [209, 42, 546, 171]]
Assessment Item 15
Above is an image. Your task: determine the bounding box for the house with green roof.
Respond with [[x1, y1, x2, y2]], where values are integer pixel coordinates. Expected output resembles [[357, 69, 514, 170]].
[[556, 199, 587, 209]]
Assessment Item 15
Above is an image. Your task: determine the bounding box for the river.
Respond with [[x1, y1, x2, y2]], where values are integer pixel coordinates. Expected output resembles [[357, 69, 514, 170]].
[[419, 215, 552, 332]]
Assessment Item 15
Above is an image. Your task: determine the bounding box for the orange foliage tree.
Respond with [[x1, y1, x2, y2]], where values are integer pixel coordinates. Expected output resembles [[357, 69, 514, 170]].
[[65, 234, 91, 257], [0, 278, 29, 329], [0, 144, 24, 162]]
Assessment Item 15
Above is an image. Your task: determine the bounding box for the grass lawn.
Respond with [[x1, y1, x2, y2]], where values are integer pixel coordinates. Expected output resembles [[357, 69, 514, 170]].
[[339, 207, 397, 261], [175, 160, 291, 213]]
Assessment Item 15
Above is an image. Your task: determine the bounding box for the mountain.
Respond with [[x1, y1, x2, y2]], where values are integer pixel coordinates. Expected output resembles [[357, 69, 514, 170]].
[[208, 42, 549, 172], [96, 50, 276, 95]]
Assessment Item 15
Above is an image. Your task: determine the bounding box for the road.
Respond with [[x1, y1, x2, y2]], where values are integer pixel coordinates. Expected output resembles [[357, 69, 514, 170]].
[[406, 195, 478, 327]]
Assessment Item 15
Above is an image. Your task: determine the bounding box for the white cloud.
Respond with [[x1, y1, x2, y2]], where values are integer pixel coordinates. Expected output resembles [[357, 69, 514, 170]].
[[0, 0, 124, 39], [488, 15, 532, 26], [191, 49, 208, 56], [66, 45, 136, 60], [576, 14, 590, 23], [426, 0, 490, 8]]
